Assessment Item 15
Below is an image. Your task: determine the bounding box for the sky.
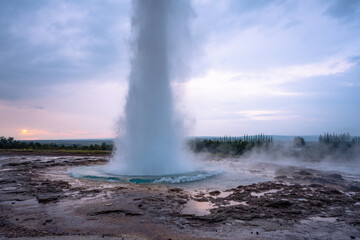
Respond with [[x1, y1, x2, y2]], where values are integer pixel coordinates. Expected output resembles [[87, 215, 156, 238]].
[[0, 0, 360, 140]]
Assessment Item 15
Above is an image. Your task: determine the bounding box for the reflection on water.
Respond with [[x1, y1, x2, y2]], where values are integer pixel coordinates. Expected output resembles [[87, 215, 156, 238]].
[[224, 200, 248, 206], [215, 191, 233, 198], [181, 199, 249, 216], [300, 216, 338, 224], [181, 200, 215, 216], [310, 217, 337, 223], [250, 189, 282, 198]]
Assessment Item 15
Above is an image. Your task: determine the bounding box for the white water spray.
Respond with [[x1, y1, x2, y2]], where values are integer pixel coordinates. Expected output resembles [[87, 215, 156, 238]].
[[107, 0, 194, 175]]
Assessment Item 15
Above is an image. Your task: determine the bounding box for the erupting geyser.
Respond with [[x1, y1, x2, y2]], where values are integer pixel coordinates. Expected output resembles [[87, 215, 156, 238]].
[[107, 0, 193, 175], [70, 0, 222, 183]]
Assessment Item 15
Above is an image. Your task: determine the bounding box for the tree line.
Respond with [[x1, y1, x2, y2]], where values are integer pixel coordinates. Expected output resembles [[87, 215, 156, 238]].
[[188, 134, 273, 155], [0, 137, 113, 151], [319, 133, 360, 145]]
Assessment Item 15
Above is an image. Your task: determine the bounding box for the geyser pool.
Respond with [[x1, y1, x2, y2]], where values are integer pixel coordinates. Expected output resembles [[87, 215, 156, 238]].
[[71, 0, 217, 182], [70, 166, 223, 184]]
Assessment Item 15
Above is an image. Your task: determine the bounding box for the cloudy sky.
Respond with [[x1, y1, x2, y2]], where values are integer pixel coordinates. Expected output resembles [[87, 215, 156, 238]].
[[0, 0, 359, 139]]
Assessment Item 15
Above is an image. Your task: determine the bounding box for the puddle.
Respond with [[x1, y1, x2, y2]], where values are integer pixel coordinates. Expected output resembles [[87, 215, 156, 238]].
[[181, 200, 215, 216], [310, 217, 337, 223], [300, 216, 338, 224], [224, 200, 248, 206], [217, 191, 232, 198], [0, 168, 12, 172], [298, 198, 308, 202], [3, 187, 17, 191], [250, 189, 281, 197]]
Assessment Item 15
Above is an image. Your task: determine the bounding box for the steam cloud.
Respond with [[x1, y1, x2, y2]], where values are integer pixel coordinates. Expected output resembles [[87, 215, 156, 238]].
[[106, 0, 194, 175]]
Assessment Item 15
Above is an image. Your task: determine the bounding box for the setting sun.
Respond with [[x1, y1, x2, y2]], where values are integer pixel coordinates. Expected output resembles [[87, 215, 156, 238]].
[[20, 129, 29, 135]]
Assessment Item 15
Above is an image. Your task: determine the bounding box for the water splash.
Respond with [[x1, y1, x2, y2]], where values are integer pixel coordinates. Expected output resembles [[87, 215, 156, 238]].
[[106, 0, 195, 175]]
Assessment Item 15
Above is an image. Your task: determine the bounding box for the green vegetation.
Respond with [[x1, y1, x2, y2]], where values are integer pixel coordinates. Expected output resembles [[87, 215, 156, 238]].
[[188, 134, 273, 155], [0, 136, 113, 152], [289, 133, 360, 161], [319, 132, 360, 145], [293, 136, 305, 147]]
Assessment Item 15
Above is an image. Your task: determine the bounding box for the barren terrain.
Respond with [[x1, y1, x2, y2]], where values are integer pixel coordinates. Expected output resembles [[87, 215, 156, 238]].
[[0, 153, 359, 239]]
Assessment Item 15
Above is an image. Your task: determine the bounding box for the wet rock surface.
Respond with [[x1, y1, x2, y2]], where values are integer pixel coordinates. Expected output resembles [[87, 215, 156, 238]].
[[0, 154, 359, 239]]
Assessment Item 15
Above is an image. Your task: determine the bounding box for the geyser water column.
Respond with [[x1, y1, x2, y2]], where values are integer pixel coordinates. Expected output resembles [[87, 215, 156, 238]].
[[108, 0, 193, 175], [70, 0, 222, 183]]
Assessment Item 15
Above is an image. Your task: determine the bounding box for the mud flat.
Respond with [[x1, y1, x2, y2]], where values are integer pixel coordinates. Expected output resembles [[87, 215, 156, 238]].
[[0, 153, 359, 239]]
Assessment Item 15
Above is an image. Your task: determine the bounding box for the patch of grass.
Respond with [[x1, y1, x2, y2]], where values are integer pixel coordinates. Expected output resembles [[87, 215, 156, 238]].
[[0, 149, 33, 152]]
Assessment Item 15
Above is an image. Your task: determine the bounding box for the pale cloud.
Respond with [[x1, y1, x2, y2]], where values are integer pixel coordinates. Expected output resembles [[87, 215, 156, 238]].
[[269, 91, 304, 96], [182, 54, 359, 136], [272, 57, 355, 82], [0, 0, 130, 101], [236, 110, 299, 121], [186, 56, 353, 101], [8, 1, 91, 63], [10, 2, 88, 43], [343, 82, 357, 87], [197, 0, 360, 75]]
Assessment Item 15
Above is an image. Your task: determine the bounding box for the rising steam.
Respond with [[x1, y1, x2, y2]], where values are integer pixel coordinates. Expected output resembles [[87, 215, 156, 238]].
[[106, 0, 194, 175]]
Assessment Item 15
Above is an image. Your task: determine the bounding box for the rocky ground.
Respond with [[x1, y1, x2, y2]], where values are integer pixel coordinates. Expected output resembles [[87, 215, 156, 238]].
[[0, 153, 359, 239]]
